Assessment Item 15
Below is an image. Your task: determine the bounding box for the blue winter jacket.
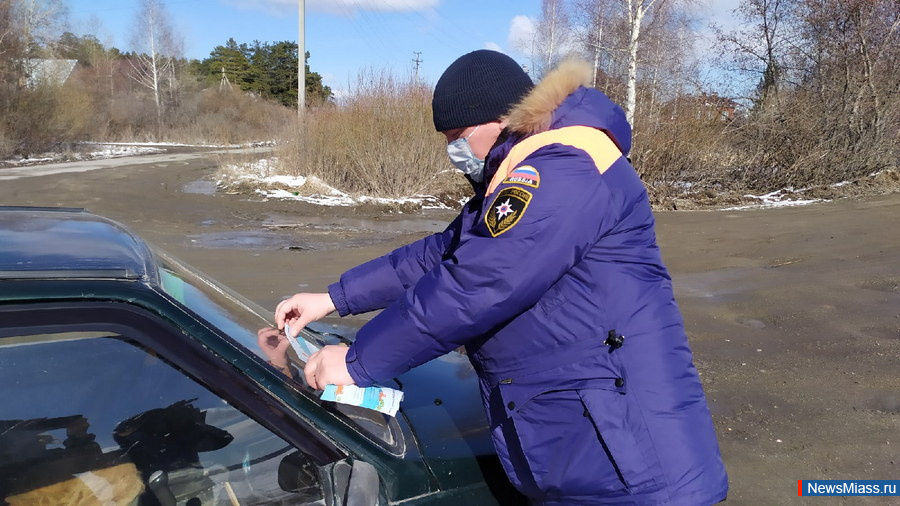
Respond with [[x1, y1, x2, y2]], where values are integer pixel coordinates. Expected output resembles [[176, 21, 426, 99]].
[[328, 61, 728, 505]]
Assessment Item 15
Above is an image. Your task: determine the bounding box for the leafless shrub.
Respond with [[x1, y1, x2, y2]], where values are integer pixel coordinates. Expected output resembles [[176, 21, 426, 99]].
[[630, 94, 745, 207], [167, 88, 293, 145], [0, 83, 93, 157], [276, 70, 462, 200], [704, 0, 899, 198]]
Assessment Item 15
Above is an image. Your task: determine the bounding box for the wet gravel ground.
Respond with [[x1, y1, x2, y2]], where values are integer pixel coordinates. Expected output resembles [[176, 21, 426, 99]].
[[2, 150, 898, 504]]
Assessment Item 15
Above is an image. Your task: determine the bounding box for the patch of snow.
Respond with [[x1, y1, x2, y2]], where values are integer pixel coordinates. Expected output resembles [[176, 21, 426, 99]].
[[2, 141, 277, 167], [88, 141, 240, 148], [221, 157, 456, 209], [261, 189, 356, 207], [85, 145, 165, 158], [5, 155, 58, 165], [263, 175, 310, 187], [81, 140, 275, 149], [722, 188, 826, 211], [1, 144, 165, 166]]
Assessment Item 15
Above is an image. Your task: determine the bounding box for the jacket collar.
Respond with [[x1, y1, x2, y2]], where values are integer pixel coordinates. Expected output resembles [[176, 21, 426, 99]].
[[504, 58, 632, 156]]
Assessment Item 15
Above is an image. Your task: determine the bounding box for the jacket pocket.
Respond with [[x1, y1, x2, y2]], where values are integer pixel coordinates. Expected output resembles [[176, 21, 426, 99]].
[[577, 386, 665, 495], [489, 376, 641, 499]]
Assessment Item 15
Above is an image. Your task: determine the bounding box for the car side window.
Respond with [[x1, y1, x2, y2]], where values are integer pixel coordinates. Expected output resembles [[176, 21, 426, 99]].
[[0, 331, 327, 506]]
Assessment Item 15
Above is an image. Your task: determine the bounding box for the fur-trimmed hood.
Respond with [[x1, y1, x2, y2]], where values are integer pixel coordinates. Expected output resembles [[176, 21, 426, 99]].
[[505, 58, 631, 156]]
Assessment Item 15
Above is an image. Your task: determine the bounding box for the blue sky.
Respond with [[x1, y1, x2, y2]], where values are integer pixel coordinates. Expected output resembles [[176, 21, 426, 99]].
[[66, 0, 741, 95]]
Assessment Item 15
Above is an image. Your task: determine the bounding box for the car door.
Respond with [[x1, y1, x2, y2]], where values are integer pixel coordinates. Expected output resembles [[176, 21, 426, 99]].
[[0, 301, 347, 506]]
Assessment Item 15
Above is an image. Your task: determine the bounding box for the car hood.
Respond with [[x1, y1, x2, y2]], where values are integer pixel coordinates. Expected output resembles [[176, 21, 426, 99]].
[[307, 323, 513, 494], [397, 351, 492, 457], [396, 351, 516, 494]]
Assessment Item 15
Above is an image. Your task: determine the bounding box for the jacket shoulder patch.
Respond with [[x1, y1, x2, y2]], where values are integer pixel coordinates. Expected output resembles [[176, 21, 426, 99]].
[[485, 186, 532, 237], [502, 165, 541, 188]]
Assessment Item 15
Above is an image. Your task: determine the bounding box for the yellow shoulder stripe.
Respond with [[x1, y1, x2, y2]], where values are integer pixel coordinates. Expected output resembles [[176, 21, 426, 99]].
[[487, 126, 622, 195]]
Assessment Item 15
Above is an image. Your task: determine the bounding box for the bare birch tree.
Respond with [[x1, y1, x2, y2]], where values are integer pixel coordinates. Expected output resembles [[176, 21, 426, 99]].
[[1, 0, 66, 92], [129, 0, 180, 138], [533, 0, 574, 78], [714, 0, 799, 108], [574, 0, 694, 126], [572, 0, 620, 89], [621, 0, 663, 125], [0, 0, 66, 69], [13, 0, 67, 55], [0, 1, 13, 58]]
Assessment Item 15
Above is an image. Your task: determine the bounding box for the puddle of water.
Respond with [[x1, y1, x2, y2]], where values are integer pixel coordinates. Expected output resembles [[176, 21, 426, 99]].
[[188, 231, 287, 249], [706, 388, 777, 418], [672, 267, 758, 301], [869, 391, 900, 414], [737, 318, 767, 329], [187, 230, 400, 250], [188, 210, 454, 251], [263, 212, 449, 235], [859, 277, 900, 293], [183, 180, 217, 195]]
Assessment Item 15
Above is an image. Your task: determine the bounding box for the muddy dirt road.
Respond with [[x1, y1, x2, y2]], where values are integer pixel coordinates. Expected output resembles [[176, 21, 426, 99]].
[[2, 149, 898, 504]]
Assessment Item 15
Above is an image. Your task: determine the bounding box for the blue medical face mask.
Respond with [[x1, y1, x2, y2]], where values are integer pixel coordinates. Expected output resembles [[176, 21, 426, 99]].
[[446, 125, 485, 183]]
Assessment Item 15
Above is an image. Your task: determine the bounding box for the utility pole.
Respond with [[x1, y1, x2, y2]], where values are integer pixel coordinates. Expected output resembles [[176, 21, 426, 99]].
[[412, 51, 422, 81], [298, 0, 305, 116], [219, 66, 232, 92]]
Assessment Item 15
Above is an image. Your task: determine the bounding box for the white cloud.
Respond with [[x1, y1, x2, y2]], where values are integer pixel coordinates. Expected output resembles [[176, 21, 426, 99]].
[[311, 0, 439, 13], [507, 15, 535, 54], [484, 41, 503, 53], [702, 0, 743, 32], [225, 0, 439, 15]]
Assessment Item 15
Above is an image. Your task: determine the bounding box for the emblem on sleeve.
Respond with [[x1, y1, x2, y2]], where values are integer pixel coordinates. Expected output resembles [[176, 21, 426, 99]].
[[485, 186, 532, 237], [502, 165, 540, 188]]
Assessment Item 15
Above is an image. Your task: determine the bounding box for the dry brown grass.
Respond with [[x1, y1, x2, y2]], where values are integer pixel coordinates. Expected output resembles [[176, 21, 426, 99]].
[[630, 86, 898, 209], [275, 70, 464, 200], [168, 88, 293, 145]]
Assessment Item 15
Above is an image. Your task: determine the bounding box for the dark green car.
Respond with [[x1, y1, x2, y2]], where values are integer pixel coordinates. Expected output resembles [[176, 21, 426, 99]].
[[0, 206, 522, 505]]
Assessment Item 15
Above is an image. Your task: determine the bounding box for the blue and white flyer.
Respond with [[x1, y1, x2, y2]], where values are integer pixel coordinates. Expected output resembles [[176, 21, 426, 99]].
[[320, 384, 404, 417], [284, 324, 404, 417]]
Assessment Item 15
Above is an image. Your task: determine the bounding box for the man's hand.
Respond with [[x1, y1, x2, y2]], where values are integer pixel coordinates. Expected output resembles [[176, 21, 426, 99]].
[[275, 292, 337, 337], [304, 345, 354, 390]]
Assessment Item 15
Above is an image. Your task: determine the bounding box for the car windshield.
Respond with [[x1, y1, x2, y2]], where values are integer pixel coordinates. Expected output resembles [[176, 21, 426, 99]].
[[151, 248, 399, 451]]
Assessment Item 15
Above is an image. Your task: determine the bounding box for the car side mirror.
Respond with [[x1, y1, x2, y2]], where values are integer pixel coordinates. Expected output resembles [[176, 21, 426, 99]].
[[332, 459, 380, 506], [278, 451, 325, 502]]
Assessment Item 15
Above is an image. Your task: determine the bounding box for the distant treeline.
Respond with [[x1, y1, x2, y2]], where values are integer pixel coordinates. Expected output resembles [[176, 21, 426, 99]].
[[0, 27, 326, 156], [191, 38, 332, 108], [41, 32, 333, 108]]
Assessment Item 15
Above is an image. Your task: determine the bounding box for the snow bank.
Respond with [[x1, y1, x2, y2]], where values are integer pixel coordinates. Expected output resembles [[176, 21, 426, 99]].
[[722, 188, 826, 211], [219, 158, 457, 210]]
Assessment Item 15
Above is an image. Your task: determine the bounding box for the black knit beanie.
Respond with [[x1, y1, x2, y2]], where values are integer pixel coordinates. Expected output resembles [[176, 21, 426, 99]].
[[432, 50, 533, 132]]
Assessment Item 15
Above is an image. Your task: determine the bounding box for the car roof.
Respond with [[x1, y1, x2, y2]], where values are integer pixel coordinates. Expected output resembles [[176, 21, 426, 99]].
[[0, 206, 155, 280]]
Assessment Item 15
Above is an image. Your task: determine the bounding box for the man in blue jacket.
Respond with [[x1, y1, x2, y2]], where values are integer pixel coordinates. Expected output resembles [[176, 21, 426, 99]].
[[276, 50, 728, 505]]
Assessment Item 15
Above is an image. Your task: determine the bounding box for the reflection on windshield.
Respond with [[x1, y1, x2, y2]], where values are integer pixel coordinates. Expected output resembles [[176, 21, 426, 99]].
[[153, 251, 398, 450], [157, 261, 278, 360]]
